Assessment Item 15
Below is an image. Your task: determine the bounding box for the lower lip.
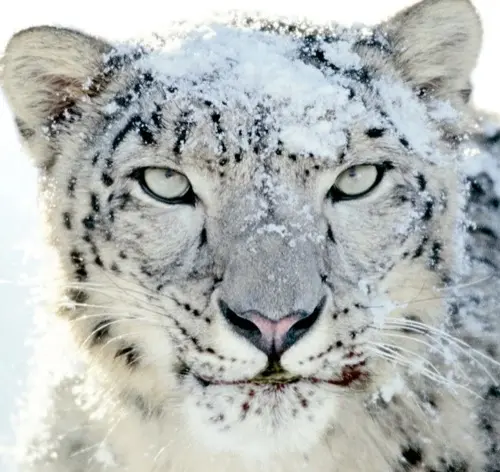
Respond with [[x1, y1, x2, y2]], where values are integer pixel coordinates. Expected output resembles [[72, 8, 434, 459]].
[[194, 362, 368, 388]]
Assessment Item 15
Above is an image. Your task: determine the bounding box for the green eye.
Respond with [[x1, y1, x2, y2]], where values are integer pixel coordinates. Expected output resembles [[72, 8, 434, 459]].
[[137, 167, 194, 204], [329, 164, 386, 201]]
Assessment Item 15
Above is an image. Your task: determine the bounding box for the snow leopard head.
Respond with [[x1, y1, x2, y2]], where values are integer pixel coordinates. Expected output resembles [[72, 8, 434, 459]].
[[1, 0, 483, 458]]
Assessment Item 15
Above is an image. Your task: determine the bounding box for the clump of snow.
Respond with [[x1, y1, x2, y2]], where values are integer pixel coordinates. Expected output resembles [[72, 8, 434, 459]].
[[379, 374, 405, 403], [93, 442, 117, 468], [119, 18, 460, 167]]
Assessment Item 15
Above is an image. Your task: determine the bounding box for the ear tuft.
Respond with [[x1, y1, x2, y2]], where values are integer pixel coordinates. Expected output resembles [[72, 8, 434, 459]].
[[385, 0, 482, 100], [1, 26, 111, 129]]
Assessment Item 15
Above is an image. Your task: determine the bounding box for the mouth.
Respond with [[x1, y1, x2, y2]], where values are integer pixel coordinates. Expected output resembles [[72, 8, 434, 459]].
[[190, 359, 369, 389]]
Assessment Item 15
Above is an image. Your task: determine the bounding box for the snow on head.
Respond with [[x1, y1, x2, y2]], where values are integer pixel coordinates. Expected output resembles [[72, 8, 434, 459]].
[[120, 18, 458, 164]]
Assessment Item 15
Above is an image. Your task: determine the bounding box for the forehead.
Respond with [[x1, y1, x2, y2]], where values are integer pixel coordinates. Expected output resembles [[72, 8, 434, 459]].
[[97, 22, 449, 169]]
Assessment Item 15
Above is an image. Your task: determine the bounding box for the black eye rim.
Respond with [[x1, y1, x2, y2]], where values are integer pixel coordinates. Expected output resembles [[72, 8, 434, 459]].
[[328, 161, 394, 202], [132, 167, 197, 206]]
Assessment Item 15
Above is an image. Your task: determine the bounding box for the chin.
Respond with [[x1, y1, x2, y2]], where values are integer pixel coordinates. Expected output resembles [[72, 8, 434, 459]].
[[181, 375, 343, 458]]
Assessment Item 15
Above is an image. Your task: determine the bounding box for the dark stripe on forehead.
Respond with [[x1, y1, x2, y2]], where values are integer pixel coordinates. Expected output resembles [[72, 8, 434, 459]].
[[173, 111, 195, 156], [353, 30, 392, 55], [298, 35, 373, 86], [249, 104, 272, 154], [210, 111, 227, 154], [112, 115, 156, 151], [112, 72, 155, 111]]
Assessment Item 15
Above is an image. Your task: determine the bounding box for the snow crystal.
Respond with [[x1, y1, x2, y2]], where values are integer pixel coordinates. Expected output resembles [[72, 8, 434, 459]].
[[93, 442, 117, 468], [369, 293, 401, 329], [379, 374, 405, 403]]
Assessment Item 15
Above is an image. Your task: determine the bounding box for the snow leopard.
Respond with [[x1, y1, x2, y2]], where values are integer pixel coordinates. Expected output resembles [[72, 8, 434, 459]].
[[1, 0, 499, 470]]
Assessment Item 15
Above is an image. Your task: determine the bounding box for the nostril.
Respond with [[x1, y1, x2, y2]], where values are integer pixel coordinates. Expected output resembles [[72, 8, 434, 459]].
[[218, 299, 261, 335], [288, 296, 326, 334], [282, 296, 326, 349]]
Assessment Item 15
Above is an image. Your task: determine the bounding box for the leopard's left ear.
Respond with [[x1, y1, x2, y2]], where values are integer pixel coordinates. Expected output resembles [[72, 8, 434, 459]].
[[384, 0, 482, 100], [1, 26, 112, 132]]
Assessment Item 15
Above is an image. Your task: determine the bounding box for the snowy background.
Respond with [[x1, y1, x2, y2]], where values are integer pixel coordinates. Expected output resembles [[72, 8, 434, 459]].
[[0, 0, 498, 469]]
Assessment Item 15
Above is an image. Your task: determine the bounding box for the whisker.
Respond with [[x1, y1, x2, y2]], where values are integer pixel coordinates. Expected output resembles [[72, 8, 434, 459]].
[[375, 332, 472, 381], [383, 318, 500, 372], [367, 345, 482, 398]]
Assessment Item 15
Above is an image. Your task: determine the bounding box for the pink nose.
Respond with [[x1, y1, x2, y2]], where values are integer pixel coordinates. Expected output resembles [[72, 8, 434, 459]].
[[219, 298, 325, 356]]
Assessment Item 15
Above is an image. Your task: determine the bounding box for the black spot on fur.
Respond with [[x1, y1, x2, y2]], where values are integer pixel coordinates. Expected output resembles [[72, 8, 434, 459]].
[[66, 288, 88, 304], [63, 212, 72, 230], [327, 226, 336, 244], [433, 458, 469, 472], [251, 106, 271, 154], [401, 445, 423, 467], [116, 346, 140, 367], [276, 139, 284, 156], [140, 265, 154, 278], [412, 236, 429, 259], [199, 227, 208, 248], [151, 106, 163, 128], [487, 385, 500, 398], [210, 111, 227, 154], [365, 128, 386, 138], [94, 256, 104, 267], [82, 215, 96, 230], [399, 137, 410, 148], [173, 111, 194, 155], [91, 193, 100, 213], [70, 250, 88, 281], [101, 173, 114, 187], [91, 320, 111, 345], [422, 200, 434, 221], [117, 192, 131, 210], [43, 155, 59, 172], [468, 225, 497, 240], [91, 152, 100, 166], [416, 174, 427, 191], [15, 118, 35, 139], [467, 173, 493, 205], [67, 176, 77, 197], [429, 241, 442, 269], [488, 197, 499, 210], [392, 185, 411, 205]]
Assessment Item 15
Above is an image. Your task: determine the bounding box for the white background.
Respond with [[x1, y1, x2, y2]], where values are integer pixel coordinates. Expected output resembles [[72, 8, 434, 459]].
[[0, 0, 499, 468]]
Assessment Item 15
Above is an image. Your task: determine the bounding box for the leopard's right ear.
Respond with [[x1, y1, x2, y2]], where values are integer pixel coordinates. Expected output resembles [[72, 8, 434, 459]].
[[1, 26, 112, 133]]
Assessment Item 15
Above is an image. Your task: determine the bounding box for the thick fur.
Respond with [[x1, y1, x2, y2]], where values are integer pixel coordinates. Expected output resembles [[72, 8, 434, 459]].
[[1, 0, 499, 471]]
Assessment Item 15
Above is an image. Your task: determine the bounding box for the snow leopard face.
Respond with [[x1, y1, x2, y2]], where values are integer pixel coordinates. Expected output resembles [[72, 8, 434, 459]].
[[1, 0, 483, 458]]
